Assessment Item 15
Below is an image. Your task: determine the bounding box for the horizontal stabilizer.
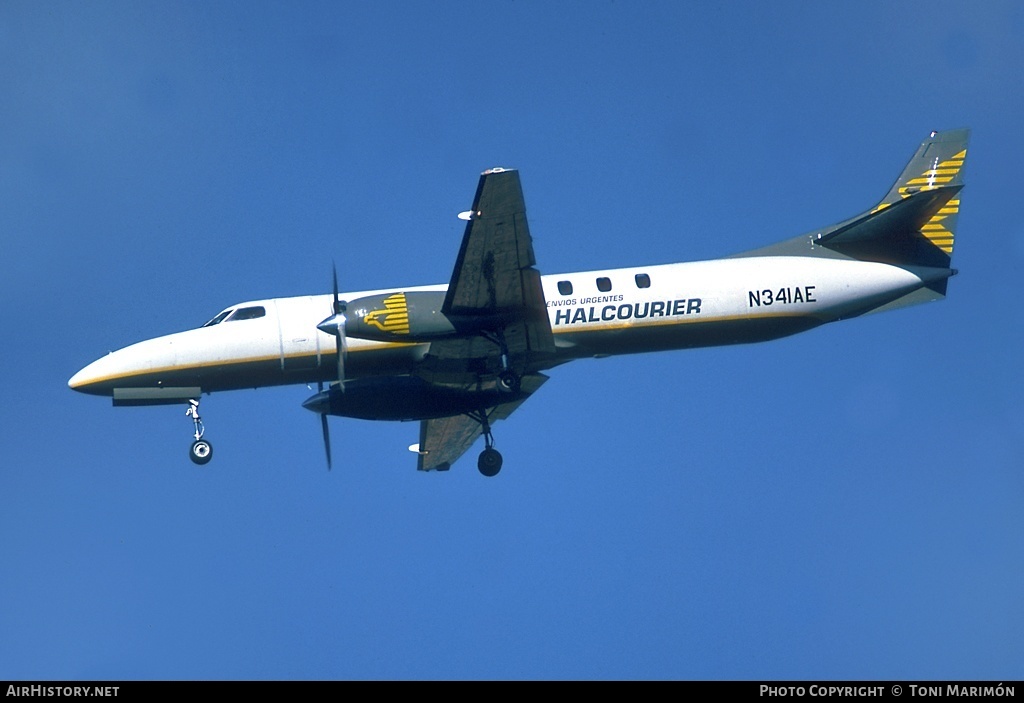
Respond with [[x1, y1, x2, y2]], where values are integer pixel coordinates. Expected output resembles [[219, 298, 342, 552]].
[[815, 184, 961, 267]]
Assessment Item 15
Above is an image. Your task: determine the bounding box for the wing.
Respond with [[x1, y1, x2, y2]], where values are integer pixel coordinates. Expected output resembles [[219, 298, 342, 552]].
[[412, 169, 556, 471], [418, 168, 555, 386], [416, 373, 548, 471]]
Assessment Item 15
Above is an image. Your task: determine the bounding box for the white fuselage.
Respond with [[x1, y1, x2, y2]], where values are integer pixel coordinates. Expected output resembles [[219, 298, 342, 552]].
[[68, 255, 944, 397]]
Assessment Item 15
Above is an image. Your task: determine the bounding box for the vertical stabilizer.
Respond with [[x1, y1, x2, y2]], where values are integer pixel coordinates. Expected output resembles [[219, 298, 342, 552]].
[[872, 129, 969, 256]]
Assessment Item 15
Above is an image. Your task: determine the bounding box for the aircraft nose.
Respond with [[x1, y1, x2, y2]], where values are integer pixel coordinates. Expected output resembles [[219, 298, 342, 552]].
[[68, 347, 138, 396], [302, 390, 331, 415], [68, 357, 108, 395]]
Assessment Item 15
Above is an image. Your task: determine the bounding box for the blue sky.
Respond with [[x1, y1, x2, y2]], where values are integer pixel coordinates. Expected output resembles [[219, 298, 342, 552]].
[[2, 1, 1022, 680]]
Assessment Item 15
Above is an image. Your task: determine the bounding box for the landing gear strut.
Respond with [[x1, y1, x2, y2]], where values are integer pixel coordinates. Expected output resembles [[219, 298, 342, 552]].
[[482, 330, 521, 394], [186, 399, 213, 465], [468, 408, 503, 477]]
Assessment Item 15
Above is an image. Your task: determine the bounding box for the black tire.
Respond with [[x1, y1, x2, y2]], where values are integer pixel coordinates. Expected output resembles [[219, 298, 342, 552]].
[[190, 439, 213, 465], [478, 447, 503, 477]]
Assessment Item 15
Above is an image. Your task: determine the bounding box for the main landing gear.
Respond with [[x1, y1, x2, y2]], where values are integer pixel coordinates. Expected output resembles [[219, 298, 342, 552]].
[[186, 399, 213, 465], [482, 330, 521, 395], [467, 408, 503, 477], [498, 369, 520, 393], [478, 446, 502, 477], [470, 330, 523, 476]]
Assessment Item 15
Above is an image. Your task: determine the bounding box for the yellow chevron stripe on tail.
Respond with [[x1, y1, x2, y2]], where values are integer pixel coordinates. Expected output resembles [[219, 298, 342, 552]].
[[901, 149, 965, 254], [918, 195, 960, 254], [874, 130, 969, 256]]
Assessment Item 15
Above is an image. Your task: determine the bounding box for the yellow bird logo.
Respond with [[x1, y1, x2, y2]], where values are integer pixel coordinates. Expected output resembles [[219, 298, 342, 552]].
[[362, 293, 410, 335]]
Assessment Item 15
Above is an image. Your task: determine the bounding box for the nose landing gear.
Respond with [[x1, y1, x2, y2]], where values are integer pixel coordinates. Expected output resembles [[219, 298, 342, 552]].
[[186, 399, 213, 465], [190, 439, 213, 464]]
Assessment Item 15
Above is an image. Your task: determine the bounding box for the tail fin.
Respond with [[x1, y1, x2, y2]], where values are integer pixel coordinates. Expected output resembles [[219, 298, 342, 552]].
[[815, 129, 969, 267], [873, 128, 969, 256], [733, 129, 969, 270]]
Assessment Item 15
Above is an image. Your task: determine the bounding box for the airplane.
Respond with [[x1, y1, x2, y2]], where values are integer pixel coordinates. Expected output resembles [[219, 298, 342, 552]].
[[68, 129, 969, 476]]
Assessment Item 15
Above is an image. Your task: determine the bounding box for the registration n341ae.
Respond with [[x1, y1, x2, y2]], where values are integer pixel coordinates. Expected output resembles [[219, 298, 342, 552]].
[[70, 130, 969, 476]]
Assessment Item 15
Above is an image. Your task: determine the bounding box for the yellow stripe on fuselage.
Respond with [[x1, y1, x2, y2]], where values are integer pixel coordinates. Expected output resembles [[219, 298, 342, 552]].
[[71, 341, 420, 390]]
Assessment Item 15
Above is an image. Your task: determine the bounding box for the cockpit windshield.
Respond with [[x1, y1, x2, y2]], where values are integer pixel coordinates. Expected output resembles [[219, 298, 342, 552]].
[[202, 305, 267, 328], [228, 306, 266, 321], [202, 310, 233, 327]]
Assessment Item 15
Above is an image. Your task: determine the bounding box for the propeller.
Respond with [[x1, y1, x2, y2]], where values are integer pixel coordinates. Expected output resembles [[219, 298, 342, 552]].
[[312, 262, 349, 471], [316, 262, 349, 390], [318, 381, 332, 470]]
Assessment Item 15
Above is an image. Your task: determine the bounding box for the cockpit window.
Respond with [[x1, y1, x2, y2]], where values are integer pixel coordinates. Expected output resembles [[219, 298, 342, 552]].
[[227, 306, 266, 322], [202, 305, 266, 327], [202, 310, 233, 327]]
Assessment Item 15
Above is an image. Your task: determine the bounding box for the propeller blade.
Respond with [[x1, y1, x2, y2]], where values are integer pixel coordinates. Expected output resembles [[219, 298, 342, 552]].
[[332, 261, 341, 312], [336, 316, 347, 390], [320, 412, 332, 470], [311, 263, 348, 472], [320, 262, 348, 391], [315, 380, 332, 471]]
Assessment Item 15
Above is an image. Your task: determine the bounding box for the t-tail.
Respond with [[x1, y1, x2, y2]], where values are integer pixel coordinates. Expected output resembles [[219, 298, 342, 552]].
[[736, 128, 969, 309], [845, 128, 968, 264]]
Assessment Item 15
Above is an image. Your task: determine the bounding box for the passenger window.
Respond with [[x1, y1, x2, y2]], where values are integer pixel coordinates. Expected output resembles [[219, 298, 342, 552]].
[[227, 306, 266, 322], [558, 280, 573, 296], [596, 277, 612, 292], [635, 273, 651, 289]]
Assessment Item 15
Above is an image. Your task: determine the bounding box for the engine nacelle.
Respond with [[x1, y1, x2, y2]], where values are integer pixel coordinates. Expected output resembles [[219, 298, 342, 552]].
[[345, 291, 457, 342], [302, 375, 522, 421]]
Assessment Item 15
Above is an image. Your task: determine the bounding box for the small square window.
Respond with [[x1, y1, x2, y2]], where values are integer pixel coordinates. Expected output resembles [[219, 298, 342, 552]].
[[596, 277, 612, 292], [635, 273, 651, 289], [557, 280, 573, 296]]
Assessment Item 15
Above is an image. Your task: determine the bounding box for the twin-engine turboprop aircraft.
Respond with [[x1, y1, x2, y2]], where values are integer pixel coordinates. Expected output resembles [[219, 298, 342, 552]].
[[69, 129, 969, 476]]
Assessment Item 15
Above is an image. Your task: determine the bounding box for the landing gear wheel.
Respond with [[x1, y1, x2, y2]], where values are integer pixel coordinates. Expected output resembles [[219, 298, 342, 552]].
[[478, 447, 503, 477], [190, 439, 213, 465], [498, 370, 520, 393]]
